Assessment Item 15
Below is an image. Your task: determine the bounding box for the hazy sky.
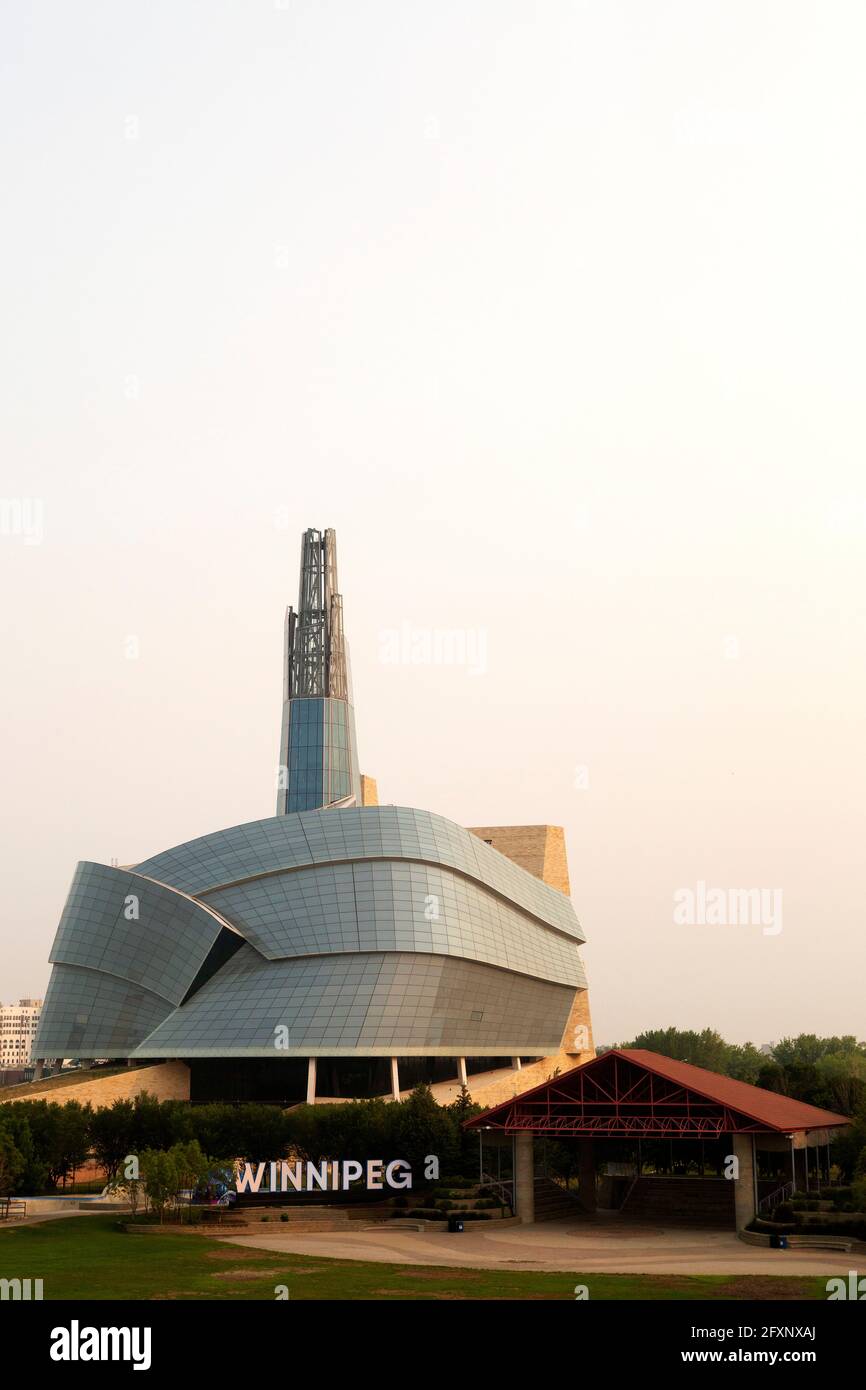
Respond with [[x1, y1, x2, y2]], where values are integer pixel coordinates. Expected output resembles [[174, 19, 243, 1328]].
[[1, 2, 864, 1046]]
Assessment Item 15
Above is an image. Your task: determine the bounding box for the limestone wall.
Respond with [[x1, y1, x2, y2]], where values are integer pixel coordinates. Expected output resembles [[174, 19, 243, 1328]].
[[0, 1061, 190, 1109], [467, 824, 571, 895]]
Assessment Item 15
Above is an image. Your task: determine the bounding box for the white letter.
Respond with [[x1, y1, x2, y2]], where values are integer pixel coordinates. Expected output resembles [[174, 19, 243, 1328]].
[[385, 1159, 412, 1189], [342, 1161, 363, 1190], [50, 1329, 70, 1362], [673, 888, 694, 925]]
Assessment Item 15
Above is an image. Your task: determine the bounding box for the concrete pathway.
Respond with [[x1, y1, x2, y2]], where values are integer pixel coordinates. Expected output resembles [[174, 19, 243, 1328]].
[[221, 1216, 862, 1277], [0, 1208, 121, 1230]]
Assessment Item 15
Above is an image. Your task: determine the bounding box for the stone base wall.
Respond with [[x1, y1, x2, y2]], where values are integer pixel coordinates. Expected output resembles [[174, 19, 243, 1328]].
[[0, 1061, 190, 1109]]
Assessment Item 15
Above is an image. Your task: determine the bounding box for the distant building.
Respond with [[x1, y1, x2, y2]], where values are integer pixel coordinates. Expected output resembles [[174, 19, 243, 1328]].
[[0, 999, 43, 1068]]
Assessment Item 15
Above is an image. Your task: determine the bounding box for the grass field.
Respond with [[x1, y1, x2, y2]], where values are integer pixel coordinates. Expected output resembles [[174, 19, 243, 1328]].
[[0, 1216, 833, 1300]]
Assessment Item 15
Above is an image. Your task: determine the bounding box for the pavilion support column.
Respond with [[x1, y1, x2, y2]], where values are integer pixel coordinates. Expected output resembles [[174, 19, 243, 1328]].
[[514, 1131, 535, 1224], [512, 1057, 522, 1071], [792, 1144, 808, 1193], [733, 1134, 757, 1231], [390, 1058, 400, 1101], [306, 1057, 317, 1105], [578, 1139, 597, 1212], [458, 1058, 468, 1088], [34, 1060, 44, 1080]]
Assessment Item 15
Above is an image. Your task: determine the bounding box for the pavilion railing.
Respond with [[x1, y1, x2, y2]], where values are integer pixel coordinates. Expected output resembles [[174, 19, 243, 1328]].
[[758, 1181, 794, 1214], [481, 1172, 514, 1211]]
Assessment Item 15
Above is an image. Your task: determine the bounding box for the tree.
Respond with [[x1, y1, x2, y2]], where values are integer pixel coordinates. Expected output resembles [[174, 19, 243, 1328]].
[[139, 1149, 179, 1224], [619, 1028, 732, 1074], [0, 1128, 25, 1196], [392, 1085, 458, 1177], [0, 1108, 46, 1193], [89, 1100, 136, 1182], [12, 1101, 63, 1188], [55, 1102, 92, 1188], [828, 1098, 866, 1181], [172, 1140, 210, 1221], [815, 1054, 866, 1117], [186, 1104, 240, 1162], [131, 1093, 189, 1153], [107, 1164, 145, 1219], [232, 1105, 291, 1163], [446, 1086, 484, 1176], [726, 1043, 765, 1085]]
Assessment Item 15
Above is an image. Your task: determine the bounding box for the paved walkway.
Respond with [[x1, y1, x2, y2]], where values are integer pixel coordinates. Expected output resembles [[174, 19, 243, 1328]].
[[222, 1216, 861, 1277], [0, 1208, 118, 1230]]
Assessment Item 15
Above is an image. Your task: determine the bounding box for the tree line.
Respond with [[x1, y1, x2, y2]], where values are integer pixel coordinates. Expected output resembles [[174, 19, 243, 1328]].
[[610, 1028, 866, 1115], [0, 1085, 482, 1197]]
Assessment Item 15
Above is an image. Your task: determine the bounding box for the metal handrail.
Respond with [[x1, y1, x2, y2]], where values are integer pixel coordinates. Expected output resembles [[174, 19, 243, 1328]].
[[758, 1181, 794, 1214], [480, 1172, 513, 1209]]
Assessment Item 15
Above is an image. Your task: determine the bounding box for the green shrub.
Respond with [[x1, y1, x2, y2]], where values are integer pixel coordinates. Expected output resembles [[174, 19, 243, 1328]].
[[831, 1188, 853, 1208]]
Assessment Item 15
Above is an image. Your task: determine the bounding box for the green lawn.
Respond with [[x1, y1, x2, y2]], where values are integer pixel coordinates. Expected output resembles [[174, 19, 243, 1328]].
[[0, 1216, 830, 1300]]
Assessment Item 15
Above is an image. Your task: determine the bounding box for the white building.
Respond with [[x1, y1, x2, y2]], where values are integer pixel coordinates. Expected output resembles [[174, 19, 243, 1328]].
[[0, 998, 43, 1066]]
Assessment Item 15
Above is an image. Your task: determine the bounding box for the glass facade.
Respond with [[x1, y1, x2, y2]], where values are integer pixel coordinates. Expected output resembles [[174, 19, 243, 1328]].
[[315, 1057, 393, 1099], [134, 806, 585, 943], [125, 948, 576, 1056], [187, 1058, 308, 1106], [35, 806, 589, 1068], [284, 697, 358, 811]]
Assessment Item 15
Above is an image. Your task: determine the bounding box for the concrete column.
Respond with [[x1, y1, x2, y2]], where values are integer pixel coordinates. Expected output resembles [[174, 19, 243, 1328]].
[[79, 1059, 92, 1071], [306, 1057, 317, 1105], [512, 1057, 522, 1071], [34, 1060, 44, 1080], [514, 1131, 535, 1224], [804, 1143, 810, 1193], [458, 1057, 468, 1087], [578, 1139, 597, 1212], [733, 1134, 757, 1231], [390, 1057, 400, 1100], [793, 1145, 808, 1193]]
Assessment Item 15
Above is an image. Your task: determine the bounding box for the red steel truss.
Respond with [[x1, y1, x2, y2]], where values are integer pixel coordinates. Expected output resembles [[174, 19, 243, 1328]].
[[467, 1052, 771, 1137]]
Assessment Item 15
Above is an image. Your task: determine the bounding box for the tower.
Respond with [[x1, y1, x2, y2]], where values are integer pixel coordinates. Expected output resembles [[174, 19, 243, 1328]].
[[276, 528, 361, 813]]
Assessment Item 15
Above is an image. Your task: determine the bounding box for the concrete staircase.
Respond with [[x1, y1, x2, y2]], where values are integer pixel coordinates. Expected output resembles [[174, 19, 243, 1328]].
[[215, 1204, 393, 1233], [532, 1177, 589, 1223], [620, 1177, 735, 1227]]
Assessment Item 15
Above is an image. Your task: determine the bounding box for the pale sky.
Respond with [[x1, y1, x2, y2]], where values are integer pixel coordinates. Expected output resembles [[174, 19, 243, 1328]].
[[1, 2, 864, 1046]]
